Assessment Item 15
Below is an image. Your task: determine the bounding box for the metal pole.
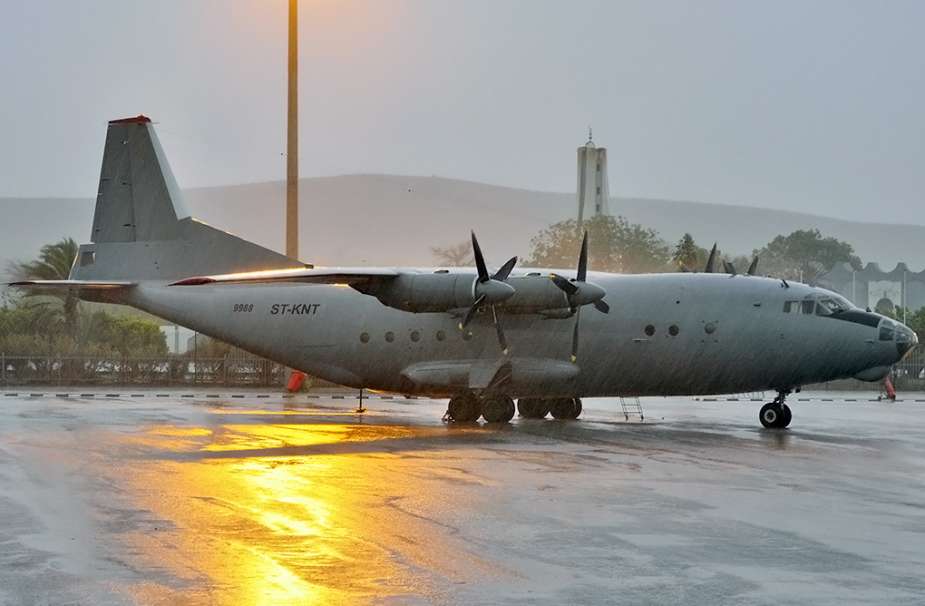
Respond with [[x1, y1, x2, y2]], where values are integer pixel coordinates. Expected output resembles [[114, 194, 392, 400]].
[[286, 0, 299, 259], [1, 352, 5, 385], [852, 270, 856, 307], [903, 270, 907, 324]]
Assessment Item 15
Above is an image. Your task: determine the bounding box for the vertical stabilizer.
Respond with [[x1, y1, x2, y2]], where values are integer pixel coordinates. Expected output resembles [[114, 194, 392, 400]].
[[92, 115, 189, 242], [71, 115, 303, 281]]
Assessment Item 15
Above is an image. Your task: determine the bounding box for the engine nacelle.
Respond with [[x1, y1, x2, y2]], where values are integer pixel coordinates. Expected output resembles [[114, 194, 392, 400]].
[[364, 273, 478, 313], [360, 272, 574, 316]]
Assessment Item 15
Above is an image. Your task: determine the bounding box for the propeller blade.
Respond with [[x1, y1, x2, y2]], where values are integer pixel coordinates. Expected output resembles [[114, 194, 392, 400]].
[[593, 299, 610, 314], [550, 273, 579, 296], [492, 256, 518, 281], [570, 307, 581, 363], [747, 256, 759, 276], [491, 305, 509, 354], [704, 243, 718, 273], [723, 260, 737, 275], [459, 293, 486, 330], [470, 231, 490, 283], [577, 231, 589, 282]]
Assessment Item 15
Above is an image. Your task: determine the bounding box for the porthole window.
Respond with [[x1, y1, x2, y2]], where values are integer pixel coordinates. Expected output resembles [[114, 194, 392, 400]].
[[704, 323, 716, 335], [669, 324, 680, 336], [359, 332, 370, 343], [385, 331, 395, 343], [644, 324, 656, 337], [410, 330, 421, 342], [436, 330, 446, 341], [462, 330, 473, 341]]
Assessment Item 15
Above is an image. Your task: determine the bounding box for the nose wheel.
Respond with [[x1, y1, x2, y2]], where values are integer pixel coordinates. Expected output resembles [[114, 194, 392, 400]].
[[759, 393, 792, 429]]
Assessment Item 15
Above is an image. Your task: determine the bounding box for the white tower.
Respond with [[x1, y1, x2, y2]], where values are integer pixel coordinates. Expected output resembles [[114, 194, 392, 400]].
[[576, 128, 610, 225]]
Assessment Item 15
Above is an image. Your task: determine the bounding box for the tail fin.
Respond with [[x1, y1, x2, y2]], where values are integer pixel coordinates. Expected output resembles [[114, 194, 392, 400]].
[[70, 116, 303, 281]]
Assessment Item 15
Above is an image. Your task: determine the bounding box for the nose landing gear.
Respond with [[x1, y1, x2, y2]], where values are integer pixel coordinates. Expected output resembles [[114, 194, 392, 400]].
[[759, 392, 792, 429]]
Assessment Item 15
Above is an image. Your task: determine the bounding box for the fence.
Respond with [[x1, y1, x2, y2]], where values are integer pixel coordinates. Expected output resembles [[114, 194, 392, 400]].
[[0, 354, 291, 387]]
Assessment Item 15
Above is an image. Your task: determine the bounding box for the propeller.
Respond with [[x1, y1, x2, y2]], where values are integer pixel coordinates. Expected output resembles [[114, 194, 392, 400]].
[[549, 231, 610, 362], [704, 243, 718, 273], [723, 260, 737, 276], [457, 231, 517, 354]]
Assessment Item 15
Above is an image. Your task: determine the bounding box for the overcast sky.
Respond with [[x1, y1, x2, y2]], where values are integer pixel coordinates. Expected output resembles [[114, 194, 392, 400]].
[[1, 0, 923, 223]]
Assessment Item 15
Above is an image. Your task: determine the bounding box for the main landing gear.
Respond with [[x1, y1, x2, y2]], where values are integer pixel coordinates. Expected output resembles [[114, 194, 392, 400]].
[[445, 395, 583, 423], [517, 397, 582, 420], [759, 392, 792, 429]]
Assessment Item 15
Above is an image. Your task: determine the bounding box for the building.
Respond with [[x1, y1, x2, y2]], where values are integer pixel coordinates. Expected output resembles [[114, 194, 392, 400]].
[[576, 129, 610, 224], [819, 263, 925, 316]]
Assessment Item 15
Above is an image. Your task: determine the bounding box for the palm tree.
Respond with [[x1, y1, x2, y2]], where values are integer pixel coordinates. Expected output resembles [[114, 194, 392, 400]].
[[11, 237, 79, 337]]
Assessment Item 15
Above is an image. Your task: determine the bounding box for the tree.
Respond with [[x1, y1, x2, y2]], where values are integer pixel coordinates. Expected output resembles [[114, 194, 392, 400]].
[[527, 215, 670, 273], [10, 237, 79, 337], [753, 229, 862, 284], [907, 307, 925, 341], [430, 241, 474, 267], [671, 233, 713, 271]]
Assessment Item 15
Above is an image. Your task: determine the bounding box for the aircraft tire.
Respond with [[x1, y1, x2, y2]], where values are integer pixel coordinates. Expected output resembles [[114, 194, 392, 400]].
[[780, 404, 792, 428], [759, 402, 788, 429], [550, 397, 582, 420], [517, 398, 549, 419], [447, 393, 481, 423], [482, 395, 516, 423]]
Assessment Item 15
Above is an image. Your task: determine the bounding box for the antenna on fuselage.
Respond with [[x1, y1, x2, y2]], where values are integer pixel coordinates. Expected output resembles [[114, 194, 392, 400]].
[[747, 256, 760, 276]]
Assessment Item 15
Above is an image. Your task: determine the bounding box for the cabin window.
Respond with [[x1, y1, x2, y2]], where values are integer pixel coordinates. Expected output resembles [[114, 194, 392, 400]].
[[801, 300, 815, 314], [436, 330, 446, 341], [359, 332, 370, 343], [462, 330, 473, 341], [385, 331, 395, 343], [644, 324, 656, 336], [668, 325, 679, 336], [410, 330, 421, 342], [704, 323, 716, 334]]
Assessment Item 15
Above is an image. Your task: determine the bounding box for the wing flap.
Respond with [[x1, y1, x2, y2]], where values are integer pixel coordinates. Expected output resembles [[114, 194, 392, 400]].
[[169, 267, 400, 286]]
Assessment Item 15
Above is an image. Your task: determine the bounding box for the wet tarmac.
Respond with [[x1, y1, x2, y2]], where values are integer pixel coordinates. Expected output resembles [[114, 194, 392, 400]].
[[1, 390, 924, 605]]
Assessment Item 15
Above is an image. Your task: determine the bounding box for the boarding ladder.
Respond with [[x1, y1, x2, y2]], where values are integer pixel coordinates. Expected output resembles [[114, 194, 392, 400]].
[[619, 397, 645, 422]]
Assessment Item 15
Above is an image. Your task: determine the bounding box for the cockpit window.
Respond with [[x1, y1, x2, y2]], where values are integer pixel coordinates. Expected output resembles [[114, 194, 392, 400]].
[[801, 300, 815, 315], [783, 301, 801, 314], [816, 298, 847, 316], [880, 322, 895, 341]]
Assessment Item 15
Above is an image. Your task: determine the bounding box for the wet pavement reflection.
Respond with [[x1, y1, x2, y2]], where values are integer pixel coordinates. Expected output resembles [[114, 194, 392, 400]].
[[1, 392, 925, 605]]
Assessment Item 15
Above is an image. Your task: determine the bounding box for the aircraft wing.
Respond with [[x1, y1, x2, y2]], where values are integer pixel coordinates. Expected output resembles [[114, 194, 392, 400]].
[[8, 280, 136, 290], [169, 267, 401, 286]]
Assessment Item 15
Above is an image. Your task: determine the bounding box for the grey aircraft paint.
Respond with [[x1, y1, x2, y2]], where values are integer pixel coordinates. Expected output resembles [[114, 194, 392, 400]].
[[13, 117, 919, 426]]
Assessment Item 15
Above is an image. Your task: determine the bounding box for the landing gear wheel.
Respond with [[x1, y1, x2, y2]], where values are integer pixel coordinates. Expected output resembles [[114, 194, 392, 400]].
[[481, 395, 515, 423], [759, 402, 790, 428], [517, 398, 549, 419], [780, 404, 792, 428], [447, 393, 481, 423], [550, 397, 582, 420]]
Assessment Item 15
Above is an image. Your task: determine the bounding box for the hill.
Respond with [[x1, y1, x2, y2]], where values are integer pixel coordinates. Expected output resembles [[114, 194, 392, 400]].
[[2, 175, 923, 273]]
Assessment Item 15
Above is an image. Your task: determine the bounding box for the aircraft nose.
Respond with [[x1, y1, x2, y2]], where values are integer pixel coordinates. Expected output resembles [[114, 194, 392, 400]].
[[895, 323, 918, 361]]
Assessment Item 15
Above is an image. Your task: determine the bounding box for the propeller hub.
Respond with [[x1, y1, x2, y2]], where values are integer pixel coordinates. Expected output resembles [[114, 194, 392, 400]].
[[571, 282, 606, 306], [475, 278, 515, 304]]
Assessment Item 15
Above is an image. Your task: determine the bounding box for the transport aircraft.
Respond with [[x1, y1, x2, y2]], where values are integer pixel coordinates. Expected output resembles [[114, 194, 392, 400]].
[[11, 117, 918, 428]]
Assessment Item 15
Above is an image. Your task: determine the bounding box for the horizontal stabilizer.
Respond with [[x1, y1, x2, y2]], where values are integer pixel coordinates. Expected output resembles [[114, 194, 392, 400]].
[[170, 267, 399, 286], [8, 280, 136, 290]]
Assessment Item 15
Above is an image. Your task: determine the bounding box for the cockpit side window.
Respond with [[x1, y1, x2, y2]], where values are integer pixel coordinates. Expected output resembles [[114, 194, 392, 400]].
[[817, 298, 847, 315], [801, 300, 815, 315], [783, 301, 801, 314], [879, 321, 895, 341]]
